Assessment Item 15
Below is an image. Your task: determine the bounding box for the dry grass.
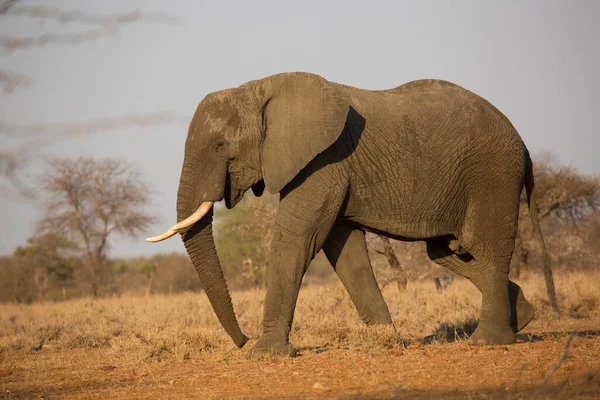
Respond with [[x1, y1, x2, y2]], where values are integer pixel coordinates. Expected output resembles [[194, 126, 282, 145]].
[[1, 270, 599, 398]]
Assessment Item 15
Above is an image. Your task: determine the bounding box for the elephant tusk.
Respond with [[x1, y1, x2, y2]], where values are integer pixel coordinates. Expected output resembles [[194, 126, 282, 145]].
[[145, 201, 214, 243], [170, 201, 214, 231], [146, 229, 179, 243]]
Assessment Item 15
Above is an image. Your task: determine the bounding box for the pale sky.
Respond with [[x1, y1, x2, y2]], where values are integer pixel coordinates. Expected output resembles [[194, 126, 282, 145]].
[[1, 0, 599, 257]]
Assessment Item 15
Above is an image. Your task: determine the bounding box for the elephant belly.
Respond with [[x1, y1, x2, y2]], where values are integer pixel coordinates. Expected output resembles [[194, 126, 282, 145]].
[[342, 184, 462, 241]]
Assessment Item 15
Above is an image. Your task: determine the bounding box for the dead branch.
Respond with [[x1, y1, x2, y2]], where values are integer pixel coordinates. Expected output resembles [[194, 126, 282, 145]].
[[0, 148, 27, 176], [380, 236, 408, 291], [0, 67, 31, 93], [0, 112, 186, 201], [0, 3, 179, 93], [379, 276, 395, 290], [0, 0, 20, 15], [1, 112, 185, 140], [0, 26, 121, 55], [4, 5, 178, 25], [0, 7, 179, 56], [537, 332, 577, 388]]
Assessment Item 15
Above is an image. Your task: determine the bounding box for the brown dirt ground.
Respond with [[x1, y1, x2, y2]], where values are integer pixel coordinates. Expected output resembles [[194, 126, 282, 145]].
[[2, 272, 599, 399], [2, 320, 599, 399]]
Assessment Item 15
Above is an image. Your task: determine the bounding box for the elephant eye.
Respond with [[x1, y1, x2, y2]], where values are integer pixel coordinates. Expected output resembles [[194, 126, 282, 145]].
[[214, 139, 230, 157]]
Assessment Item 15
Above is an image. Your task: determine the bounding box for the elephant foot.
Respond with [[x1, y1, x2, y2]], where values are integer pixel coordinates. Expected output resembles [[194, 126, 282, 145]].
[[467, 322, 516, 345], [508, 280, 535, 333], [513, 298, 535, 333], [246, 338, 297, 359], [362, 313, 394, 327]]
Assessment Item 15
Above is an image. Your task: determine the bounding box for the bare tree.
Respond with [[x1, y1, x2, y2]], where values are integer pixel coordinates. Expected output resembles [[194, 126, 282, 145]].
[[513, 152, 600, 277], [38, 157, 156, 297]]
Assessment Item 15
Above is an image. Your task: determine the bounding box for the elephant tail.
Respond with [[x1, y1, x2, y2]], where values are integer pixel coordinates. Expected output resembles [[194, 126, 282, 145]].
[[524, 153, 560, 316]]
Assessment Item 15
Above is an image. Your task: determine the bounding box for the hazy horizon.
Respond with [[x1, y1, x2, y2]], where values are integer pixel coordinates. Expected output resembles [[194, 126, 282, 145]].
[[1, 0, 599, 257]]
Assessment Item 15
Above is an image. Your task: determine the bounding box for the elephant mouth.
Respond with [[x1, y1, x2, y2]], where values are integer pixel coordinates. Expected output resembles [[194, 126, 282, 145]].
[[224, 172, 258, 209], [225, 186, 245, 209]]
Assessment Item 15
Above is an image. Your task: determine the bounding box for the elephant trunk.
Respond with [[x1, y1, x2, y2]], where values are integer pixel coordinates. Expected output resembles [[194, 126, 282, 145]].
[[181, 215, 248, 348], [177, 147, 247, 348]]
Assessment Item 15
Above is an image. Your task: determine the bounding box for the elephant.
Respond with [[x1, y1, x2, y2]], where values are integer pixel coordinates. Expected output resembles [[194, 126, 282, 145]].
[[434, 274, 455, 292], [147, 72, 559, 357]]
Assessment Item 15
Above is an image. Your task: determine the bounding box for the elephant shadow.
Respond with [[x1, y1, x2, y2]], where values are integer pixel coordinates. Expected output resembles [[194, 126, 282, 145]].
[[295, 345, 330, 356], [419, 319, 600, 345], [294, 324, 600, 357], [515, 330, 600, 343], [420, 318, 479, 344]]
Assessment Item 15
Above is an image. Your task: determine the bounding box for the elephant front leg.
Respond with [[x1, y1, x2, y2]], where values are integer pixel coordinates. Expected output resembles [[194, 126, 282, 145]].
[[247, 234, 307, 358], [323, 225, 393, 326], [246, 178, 347, 358]]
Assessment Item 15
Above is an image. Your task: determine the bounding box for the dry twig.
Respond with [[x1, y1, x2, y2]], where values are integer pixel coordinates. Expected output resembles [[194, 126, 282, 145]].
[[536, 332, 577, 390]]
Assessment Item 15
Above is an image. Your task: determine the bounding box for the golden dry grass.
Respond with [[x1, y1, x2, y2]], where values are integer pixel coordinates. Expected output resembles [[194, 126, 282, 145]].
[[1, 270, 599, 399]]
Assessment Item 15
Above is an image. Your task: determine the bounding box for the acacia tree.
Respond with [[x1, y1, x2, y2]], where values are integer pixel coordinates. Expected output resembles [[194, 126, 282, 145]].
[[513, 153, 600, 277], [38, 157, 155, 297], [12, 232, 78, 301]]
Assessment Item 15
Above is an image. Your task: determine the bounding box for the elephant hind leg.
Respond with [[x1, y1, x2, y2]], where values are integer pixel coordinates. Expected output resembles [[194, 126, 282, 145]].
[[508, 280, 535, 333], [426, 240, 474, 276], [425, 240, 517, 344], [323, 225, 393, 326]]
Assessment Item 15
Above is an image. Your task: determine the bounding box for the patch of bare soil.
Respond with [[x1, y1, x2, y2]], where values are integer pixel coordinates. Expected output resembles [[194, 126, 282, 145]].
[[2, 325, 599, 399], [2, 272, 599, 399]]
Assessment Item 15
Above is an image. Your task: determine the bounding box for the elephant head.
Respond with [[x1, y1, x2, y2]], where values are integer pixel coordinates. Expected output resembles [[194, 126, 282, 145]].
[[146, 73, 351, 347]]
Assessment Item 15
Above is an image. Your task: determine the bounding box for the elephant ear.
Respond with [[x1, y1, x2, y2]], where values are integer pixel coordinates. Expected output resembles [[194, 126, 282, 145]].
[[261, 74, 350, 194]]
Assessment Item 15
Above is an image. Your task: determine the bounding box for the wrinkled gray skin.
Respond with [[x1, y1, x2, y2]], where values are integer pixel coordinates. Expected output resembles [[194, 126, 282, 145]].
[[172, 72, 558, 357]]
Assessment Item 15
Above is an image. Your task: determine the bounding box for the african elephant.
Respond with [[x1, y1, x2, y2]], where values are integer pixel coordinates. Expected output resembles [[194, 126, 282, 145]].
[[147, 72, 559, 357]]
